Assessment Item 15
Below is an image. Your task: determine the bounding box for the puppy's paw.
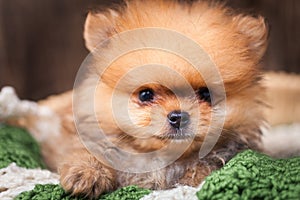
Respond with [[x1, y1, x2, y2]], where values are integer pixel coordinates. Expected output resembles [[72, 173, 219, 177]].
[[59, 159, 115, 198]]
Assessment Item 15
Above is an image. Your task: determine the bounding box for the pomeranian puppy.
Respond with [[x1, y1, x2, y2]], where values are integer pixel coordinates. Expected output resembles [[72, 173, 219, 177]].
[[5, 0, 269, 198]]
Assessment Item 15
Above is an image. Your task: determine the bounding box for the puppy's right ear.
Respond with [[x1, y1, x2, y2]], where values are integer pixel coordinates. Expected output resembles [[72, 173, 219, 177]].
[[84, 10, 119, 51]]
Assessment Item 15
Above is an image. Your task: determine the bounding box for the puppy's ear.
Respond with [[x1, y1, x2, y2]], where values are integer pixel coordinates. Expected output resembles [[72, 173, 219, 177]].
[[84, 10, 119, 51], [234, 15, 268, 60]]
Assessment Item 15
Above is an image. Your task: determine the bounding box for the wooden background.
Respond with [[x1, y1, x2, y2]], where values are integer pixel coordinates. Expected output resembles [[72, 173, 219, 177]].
[[0, 0, 299, 100]]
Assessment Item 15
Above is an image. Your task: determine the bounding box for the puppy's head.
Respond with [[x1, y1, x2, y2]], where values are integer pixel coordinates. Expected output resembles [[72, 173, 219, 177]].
[[82, 0, 268, 153]]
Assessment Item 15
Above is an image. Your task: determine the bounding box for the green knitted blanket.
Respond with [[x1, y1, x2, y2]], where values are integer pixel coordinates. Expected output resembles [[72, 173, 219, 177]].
[[1, 124, 299, 200]]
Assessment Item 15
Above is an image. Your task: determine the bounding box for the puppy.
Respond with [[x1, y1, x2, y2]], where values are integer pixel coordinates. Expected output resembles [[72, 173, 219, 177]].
[[6, 0, 269, 198]]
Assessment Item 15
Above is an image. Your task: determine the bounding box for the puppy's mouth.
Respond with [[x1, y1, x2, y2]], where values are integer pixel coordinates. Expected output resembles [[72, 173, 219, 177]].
[[158, 129, 195, 140]]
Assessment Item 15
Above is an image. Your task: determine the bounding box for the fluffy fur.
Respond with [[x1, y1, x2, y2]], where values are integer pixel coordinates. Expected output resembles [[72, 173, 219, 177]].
[[12, 0, 270, 198]]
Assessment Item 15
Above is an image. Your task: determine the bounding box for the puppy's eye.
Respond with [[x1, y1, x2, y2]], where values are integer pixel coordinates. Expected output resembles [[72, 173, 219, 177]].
[[139, 89, 154, 102], [197, 87, 211, 103]]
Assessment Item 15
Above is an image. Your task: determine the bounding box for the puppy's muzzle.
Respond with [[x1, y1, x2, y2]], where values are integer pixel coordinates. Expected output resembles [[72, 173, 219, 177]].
[[167, 110, 190, 129]]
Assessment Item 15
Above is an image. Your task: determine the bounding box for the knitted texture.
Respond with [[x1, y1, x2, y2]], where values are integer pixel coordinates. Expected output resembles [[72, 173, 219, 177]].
[[196, 150, 300, 200], [1, 124, 300, 199], [0, 124, 45, 169], [15, 184, 151, 200], [0, 124, 150, 200]]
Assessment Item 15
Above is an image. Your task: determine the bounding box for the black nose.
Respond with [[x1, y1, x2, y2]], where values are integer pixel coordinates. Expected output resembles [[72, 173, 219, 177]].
[[167, 110, 190, 129]]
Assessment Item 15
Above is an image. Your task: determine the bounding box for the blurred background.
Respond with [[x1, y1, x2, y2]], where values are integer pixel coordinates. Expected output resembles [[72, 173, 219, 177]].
[[0, 0, 299, 100]]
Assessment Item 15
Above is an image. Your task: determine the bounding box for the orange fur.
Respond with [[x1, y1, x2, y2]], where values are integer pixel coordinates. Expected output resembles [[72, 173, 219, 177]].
[[20, 0, 269, 198]]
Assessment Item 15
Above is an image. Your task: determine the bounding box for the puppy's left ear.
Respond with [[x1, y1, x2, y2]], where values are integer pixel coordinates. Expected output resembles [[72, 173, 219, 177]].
[[84, 10, 119, 52], [234, 15, 268, 60]]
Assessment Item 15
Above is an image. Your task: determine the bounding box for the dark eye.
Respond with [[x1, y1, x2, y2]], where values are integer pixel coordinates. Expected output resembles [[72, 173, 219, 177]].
[[197, 87, 211, 103], [139, 89, 154, 102]]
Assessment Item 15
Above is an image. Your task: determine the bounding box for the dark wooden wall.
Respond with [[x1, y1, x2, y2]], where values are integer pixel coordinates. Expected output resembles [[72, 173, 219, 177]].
[[0, 0, 299, 100]]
